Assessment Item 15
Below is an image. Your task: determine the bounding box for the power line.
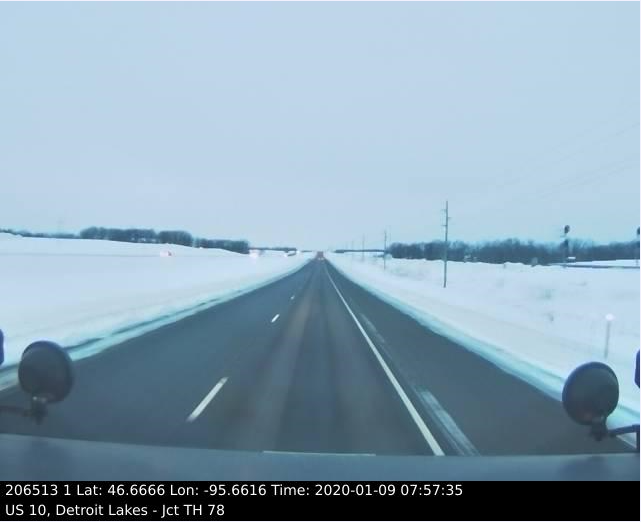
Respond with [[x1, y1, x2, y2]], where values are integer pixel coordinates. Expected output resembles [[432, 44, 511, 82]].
[[480, 120, 640, 201], [457, 155, 638, 224], [533, 163, 631, 205], [456, 122, 640, 223], [507, 158, 636, 207]]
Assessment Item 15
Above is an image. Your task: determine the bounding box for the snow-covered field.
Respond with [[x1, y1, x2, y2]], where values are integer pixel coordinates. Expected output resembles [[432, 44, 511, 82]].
[[0, 234, 310, 367], [328, 253, 640, 428]]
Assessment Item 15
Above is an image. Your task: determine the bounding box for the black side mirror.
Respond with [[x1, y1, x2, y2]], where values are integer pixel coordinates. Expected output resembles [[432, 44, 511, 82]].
[[18, 341, 73, 403], [0, 339, 73, 423], [563, 359, 639, 452], [562, 362, 619, 426]]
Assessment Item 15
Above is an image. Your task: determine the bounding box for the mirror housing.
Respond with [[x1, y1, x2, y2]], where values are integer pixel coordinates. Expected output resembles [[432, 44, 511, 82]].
[[562, 362, 619, 426], [18, 341, 73, 403]]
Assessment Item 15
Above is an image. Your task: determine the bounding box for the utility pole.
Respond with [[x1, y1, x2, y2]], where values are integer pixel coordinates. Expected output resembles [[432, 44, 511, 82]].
[[562, 225, 571, 265], [362, 235, 365, 262], [443, 200, 451, 288], [383, 230, 388, 270]]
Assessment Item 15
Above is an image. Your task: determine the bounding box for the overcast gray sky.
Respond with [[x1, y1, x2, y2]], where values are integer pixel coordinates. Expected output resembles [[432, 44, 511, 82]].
[[1, 2, 638, 250]]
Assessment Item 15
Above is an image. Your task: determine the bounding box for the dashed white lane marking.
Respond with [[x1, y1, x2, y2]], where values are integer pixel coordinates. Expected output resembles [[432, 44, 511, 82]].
[[326, 269, 445, 456], [290, 295, 295, 300], [271, 314, 280, 323], [187, 377, 228, 422], [360, 311, 478, 456], [418, 389, 479, 456]]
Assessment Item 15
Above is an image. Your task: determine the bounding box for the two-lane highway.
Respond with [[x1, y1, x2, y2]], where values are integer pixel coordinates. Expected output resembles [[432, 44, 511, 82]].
[[0, 258, 629, 455]]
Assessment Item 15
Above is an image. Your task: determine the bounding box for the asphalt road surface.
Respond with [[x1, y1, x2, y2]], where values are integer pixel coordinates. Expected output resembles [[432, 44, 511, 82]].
[[0, 258, 630, 456]]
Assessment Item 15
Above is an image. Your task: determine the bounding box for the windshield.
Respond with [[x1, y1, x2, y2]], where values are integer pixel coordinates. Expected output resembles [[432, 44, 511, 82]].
[[0, 1, 639, 461]]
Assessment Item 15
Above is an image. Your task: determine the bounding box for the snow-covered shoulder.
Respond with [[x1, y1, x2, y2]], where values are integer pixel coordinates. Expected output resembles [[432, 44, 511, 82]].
[[327, 253, 640, 428], [0, 237, 310, 367]]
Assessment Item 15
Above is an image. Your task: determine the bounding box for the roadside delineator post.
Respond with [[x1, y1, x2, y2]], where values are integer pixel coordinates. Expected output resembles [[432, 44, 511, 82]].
[[604, 313, 615, 359]]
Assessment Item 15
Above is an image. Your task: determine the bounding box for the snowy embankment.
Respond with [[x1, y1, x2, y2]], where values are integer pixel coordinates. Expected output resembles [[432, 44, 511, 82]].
[[327, 253, 640, 428], [0, 234, 309, 367]]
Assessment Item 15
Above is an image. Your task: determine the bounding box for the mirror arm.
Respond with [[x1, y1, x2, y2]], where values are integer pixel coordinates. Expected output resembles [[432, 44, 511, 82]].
[[30, 396, 48, 424], [608, 424, 640, 437], [588, 420, 609, 441], [607, 424, 640, 452], [590, 421, 641, 452]]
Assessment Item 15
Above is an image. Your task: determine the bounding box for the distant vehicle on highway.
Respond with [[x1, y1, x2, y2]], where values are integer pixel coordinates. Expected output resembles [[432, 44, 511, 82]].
[[316, 251, 324, 260]]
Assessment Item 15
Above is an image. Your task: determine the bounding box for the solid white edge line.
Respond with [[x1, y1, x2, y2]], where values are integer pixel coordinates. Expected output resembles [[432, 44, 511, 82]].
[[271, 313, 280, 323], [326, 268, 445, 456], [187, 377, 228, 422]]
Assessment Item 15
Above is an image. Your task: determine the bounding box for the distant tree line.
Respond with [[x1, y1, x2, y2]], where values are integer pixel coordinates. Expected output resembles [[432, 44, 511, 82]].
[[194, 238, 250, 254], [568, 240, 639, 262], [252, 246, 298, 252], [0, 228, 76, 240], [334, 249, 383, 254], [79, 227, 161, 243], [1, 227, 250, 254], [78, 227, 251, 253], [386, 238, 639, 265]]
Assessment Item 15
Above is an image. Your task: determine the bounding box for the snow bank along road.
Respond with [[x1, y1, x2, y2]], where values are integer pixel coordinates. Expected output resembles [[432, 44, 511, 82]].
[[0, 235, 309, 367], [327, 254, 640, 431], [0, 259, 629, 456]]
